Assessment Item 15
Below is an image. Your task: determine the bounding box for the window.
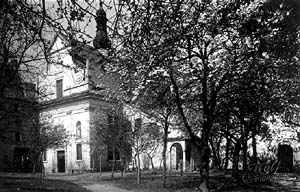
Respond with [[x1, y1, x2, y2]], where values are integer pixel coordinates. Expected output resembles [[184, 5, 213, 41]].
[[43, 151, 47, 161], [76, 121, 81, 138], [76, 144, 82, 160], [15, 133, 21, 142], [56, 79, 63, 98]]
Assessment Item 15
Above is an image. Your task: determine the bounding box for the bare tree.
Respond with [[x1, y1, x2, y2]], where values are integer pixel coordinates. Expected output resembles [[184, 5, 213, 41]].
[[31, 113, 69, 178]]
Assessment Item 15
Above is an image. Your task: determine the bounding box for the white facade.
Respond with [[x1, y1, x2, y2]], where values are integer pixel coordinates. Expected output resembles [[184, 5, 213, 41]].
[[41, 100, 92, 173], [39, 34, 114, 173], [123, 105, 199, 172]]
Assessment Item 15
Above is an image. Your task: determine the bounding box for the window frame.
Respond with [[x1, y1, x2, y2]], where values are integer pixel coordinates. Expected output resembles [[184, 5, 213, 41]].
[[76, 143, 82, 160], [56, 79, 63, 99]]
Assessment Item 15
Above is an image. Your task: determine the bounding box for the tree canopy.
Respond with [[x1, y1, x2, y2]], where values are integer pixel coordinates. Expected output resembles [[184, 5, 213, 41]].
[[107, 0, 300, 190]]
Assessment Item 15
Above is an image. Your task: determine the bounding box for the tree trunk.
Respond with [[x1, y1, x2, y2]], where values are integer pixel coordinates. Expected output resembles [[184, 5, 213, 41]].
[[41, 160, 45, 181], [169, 73, 210, 191], [162, 119, 168, 188], [210, 139, 221, 169], [252, 135, 257, 164], [121, 153, 124, 178], [148, 155, 154, 170], [137, 151, 141, 184], [92, 159, 94, 173], [32, 162, 36, 175], [99, 154, 102, 176], [111, 149, 115, 179], [232, 142, 241, 179], [32, 151, 38, 175], [197, 118, 211, 192], [242, 140, 248, 171], [224, 136, 230, 170], [199, 143, 210, 192], [37, 152, 44, 182]]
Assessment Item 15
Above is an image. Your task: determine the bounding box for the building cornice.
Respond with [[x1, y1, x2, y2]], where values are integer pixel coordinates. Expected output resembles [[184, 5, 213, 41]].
[[37, 91, 105, 110]]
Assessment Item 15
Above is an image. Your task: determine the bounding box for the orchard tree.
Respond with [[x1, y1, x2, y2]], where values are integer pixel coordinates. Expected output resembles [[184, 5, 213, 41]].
[[108, 0, 300, 191], [92, 106, 132, 178], [129, 71, 177, 187], [214, 0, 300, 176], [29, 113, 69, 178], [125, 113, 161, 184]]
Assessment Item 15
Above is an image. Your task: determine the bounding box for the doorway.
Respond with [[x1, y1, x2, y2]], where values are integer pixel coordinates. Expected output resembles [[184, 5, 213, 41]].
[[170, 143, 183, 170], [57, 151, 65, 173], [278, 144, 293, 173]]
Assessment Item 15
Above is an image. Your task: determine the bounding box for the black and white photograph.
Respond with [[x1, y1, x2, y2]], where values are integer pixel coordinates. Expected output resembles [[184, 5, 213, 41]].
[[0, 0, 300, 191]]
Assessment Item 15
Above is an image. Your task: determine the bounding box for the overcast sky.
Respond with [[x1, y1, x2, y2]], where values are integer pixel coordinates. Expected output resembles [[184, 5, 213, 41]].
[[45, 0, 117, 44]]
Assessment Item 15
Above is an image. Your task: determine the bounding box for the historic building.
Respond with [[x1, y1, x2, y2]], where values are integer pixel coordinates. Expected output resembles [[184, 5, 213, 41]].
[[39, 4, 128, 173], [123, 105, 201, 172], [0, 63, 38, 172], [0, 86, 37, 172]]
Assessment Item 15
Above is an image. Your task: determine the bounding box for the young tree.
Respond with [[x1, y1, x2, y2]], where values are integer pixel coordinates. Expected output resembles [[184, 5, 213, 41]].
[[133, 73, 176, 187], [92, 106, 131, 178], [126, 114, 161, 184], [29, 113, 69, 179]]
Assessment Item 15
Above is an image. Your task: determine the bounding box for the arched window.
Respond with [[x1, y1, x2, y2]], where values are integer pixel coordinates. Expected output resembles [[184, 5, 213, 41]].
[[76, 121, 81, 138]]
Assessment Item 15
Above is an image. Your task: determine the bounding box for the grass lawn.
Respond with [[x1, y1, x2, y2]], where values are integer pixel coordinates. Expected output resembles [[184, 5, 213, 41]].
[[0, 176, 90, 192], [97, 171, 294, 192], [1, 171, 296, 192]]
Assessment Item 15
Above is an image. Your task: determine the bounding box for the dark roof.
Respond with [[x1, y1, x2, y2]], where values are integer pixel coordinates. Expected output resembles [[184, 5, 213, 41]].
[[96, 7, 106, 17]]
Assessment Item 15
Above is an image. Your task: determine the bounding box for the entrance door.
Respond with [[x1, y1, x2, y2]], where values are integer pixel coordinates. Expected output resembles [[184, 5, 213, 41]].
[[278, 144, 293, 173], [57, 151, 65, 173]]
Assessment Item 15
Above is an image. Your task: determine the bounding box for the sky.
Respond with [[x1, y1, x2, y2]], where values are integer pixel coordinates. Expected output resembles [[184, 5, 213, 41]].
[[44, 0, 117, 44]]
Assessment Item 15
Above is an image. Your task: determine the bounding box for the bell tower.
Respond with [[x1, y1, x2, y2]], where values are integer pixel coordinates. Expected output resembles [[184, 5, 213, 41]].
[[93, 1, 110, 49]]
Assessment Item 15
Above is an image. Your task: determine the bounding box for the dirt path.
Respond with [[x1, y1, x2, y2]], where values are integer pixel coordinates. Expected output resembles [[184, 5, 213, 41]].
[[0, 172, 132, 192], [83, 183, 132, 192], [46, 172, 133, 192]]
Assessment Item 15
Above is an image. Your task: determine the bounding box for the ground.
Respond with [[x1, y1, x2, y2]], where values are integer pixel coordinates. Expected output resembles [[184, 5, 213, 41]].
[[1, 171, 300, 192], [0, 176, 90, 192]]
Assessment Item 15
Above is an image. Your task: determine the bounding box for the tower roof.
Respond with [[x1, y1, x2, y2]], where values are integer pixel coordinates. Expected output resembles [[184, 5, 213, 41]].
[[93, 1, 110, 49], [96, 1, 106, 17], [96, 7, 106, 17]]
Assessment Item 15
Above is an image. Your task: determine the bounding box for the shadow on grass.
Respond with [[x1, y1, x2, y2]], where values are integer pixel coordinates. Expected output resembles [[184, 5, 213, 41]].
[[98, 171, 292, 192], [0, 176, 90, 192]]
